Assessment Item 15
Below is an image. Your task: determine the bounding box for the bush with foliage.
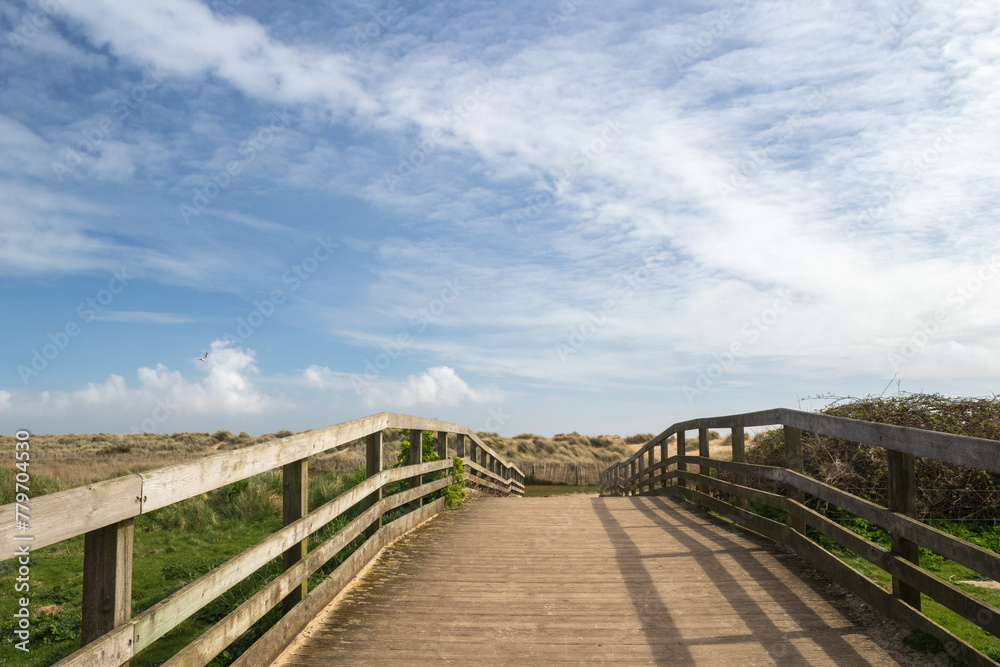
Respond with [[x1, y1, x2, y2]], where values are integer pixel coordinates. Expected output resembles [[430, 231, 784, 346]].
[[744, 393, 1000, 521]]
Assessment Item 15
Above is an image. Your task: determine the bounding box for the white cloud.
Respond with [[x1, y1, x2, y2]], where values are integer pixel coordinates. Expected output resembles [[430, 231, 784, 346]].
[[0, 340, 276, 431], [357, 366, 502, 408], [60, 0, 372, 116]]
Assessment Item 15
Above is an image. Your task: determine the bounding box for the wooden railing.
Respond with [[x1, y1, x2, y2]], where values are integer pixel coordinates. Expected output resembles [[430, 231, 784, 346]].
[[600, 408, 1000, 667], [1, 412, 523, 666]]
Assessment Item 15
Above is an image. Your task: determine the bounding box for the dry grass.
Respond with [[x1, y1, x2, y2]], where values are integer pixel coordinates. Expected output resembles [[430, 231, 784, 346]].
[[1, 427, 656, 492]]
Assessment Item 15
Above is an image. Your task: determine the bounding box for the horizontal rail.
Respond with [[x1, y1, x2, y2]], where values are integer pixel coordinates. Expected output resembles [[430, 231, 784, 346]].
[[8, 412, 523, 667], [620, 407, 1000, 476], [602, 407, 1000, 667], [1, 412, 523, 551]]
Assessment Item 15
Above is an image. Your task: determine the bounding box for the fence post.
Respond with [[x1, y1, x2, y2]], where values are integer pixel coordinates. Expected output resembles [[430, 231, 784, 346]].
[[888, 449, 921, 609], [659, 437, 669, 490], [677, 430, 686, 490], [365, 431, 383, 540], [629, 458, 637, 496], [698, 428, 710, 496], [646, 448, 654, 494], [456, 433, 466, 458], [81, 518, 133, 664], [409, 429, 423, 507], [437, 430, 448, 461], [784, 426, 806, 535], [732, 425, 746, 509], [282, 457, 309, 613]]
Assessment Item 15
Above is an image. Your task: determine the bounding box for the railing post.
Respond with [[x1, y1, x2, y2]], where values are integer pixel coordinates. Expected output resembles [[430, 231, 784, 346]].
[[784, 426, 806, 535], [456, 433, 466, 458], [698, 428, 710, 496], [365, 431, 383, 540], [409, 429, 423, 507], [732, 425, 746, 509], [282, 458, 309, 613], [436, 430, 448, 461], [889, 449, 921, 609], [645, 448, 654, 494], [659, 437, 669, 490], [82, 518, 133, 665], [677, 430, 686, 490], [629, 458, 637, 496]]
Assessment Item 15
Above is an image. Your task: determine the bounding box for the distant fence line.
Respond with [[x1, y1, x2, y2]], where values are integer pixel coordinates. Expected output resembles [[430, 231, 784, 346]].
[[514, 461, 601, 486]]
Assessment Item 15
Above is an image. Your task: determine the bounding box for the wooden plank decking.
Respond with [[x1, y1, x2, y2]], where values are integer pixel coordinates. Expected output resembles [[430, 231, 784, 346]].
[[273, 495, 903, 666]]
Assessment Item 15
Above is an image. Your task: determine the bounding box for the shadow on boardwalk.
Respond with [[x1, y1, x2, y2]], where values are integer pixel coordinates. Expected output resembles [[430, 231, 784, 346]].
[[273, 495, 911, 666]]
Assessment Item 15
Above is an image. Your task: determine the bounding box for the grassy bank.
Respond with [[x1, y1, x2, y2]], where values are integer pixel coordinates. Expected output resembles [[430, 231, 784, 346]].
[[736, 394, 1000, 660]]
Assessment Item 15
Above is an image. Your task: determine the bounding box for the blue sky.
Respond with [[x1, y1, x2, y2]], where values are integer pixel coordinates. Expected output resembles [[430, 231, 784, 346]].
[[1, 0, 998, 437]]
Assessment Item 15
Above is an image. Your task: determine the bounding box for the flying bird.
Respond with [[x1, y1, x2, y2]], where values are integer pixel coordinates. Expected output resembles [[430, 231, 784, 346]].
[[199, 352, 208, 362]]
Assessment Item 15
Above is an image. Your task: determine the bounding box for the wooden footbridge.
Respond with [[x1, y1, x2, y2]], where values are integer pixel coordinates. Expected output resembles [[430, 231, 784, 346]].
[[4, 409, 1000, 665]]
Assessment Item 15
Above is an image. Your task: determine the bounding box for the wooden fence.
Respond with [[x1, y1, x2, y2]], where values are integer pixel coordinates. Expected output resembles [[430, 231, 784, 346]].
[[514, 461, 601, 486], [600, 407, 1000, 667], [1, 412, 523, 666]]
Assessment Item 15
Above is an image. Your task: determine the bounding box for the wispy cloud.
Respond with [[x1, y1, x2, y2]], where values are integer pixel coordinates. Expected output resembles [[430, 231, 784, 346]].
[[92, 311, 199, 324]]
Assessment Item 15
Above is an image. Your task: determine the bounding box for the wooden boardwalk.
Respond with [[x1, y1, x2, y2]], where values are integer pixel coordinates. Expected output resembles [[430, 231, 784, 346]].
[[273, 495, 902, 666]]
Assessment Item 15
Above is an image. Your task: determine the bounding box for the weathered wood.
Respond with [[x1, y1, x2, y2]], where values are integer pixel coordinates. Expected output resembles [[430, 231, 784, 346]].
[[697, 428, 710, 495], [1, 475, 142, 553], [675, 470, 785, 512], [233, 499, 446, 667], [732, 425, 746, 509], [163, 483, 451, 667], [81, 518, 133, 665], [658, 435, 670, 490], [779, 408, 1000, 475], [888, 449, 920, 610], [126, 461, 451, 655], [783, 426, 806, 534], [455, 432, 466, 457], [676, 430, 686, 489], [282, 459, 309, 614], [780, 467, 1000, 583], [646, 448, 655, 493], [409, 429, 423, 508], [55, 625, 134, 667], [140, 413, 390, 512], [365, 431, 383, 540], [275, 496, 898, 666], [436, 430, 448, 460]]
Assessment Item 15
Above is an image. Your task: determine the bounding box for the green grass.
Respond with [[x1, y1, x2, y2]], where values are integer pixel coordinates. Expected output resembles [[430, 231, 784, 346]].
[[523, 484, 600, 497], [0, 465, 382, 666], [735, 499, 1000, 659]]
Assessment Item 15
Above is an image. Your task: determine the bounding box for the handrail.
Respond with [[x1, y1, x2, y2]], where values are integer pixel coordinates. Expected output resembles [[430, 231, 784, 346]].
[[600, 407, 1000, 667], [2, 412, 524, 667]]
